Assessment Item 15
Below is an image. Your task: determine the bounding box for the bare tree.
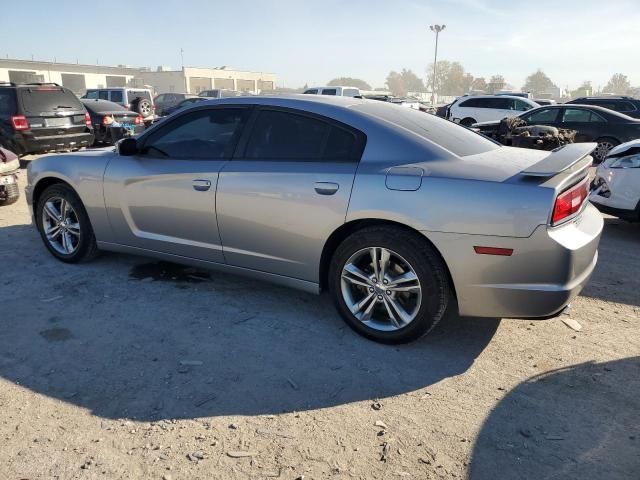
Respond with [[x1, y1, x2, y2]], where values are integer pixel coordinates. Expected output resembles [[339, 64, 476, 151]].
[[603, 73, 631, 95], [328, 77, 371, 90]]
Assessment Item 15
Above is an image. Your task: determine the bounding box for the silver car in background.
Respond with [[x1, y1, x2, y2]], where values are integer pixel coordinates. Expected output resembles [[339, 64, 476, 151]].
[[26, 96, 603, 343]]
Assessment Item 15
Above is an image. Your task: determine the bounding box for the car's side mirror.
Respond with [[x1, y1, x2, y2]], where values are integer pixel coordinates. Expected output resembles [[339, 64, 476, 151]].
[[118, 137, 138, 156]]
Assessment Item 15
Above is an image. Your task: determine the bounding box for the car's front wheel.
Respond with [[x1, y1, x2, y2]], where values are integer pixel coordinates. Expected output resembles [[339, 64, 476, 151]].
[[329, 226, 450, 344], [35, 184, 98, 263]]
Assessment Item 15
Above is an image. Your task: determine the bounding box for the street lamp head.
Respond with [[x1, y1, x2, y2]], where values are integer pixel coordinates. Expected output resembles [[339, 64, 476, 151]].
[[429, 24, 446, 33]]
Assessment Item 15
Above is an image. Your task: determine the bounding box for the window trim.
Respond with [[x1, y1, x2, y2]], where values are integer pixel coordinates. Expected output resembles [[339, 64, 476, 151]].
[[136, 104, 252, 160], [232, 105, 367, 163]]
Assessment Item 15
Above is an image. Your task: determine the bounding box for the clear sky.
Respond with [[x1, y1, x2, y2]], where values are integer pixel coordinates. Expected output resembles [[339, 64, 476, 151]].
[[2, 0, 638, 90]]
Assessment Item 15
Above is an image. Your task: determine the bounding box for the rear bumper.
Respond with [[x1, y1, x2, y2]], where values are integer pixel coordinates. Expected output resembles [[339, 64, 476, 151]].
[[424, 203, 603, 319], [15, 131, 95, 155]]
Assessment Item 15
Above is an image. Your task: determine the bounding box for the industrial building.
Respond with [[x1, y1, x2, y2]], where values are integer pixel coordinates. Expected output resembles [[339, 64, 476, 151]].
[[0, 58, 276, 95]]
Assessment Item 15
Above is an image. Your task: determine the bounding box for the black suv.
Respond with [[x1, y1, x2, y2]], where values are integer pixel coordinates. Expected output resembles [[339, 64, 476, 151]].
[[0, 82, 94, 156], [566, 96, 640, 119]]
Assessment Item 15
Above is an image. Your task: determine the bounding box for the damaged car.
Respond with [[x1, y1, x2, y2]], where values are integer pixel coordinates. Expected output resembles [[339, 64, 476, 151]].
[[590, 140, 640, 221], [473, 104, 640, 162]]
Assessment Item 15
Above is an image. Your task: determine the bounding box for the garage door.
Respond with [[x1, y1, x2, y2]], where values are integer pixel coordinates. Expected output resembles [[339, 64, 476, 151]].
[[214, 78, 235, 90], [236, 79, 254, 92], [189, 77, 212, 94]]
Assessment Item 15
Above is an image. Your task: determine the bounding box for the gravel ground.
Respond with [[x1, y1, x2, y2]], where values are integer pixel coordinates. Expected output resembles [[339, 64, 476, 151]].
[[1, 164, 638, 479]]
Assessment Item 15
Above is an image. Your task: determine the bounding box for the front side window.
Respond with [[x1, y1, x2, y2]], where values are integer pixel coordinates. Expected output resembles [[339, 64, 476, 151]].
[[243, 109, 361, 161], [321, 89, 337, 96], [303, 89, 318, 94], [85, 90, 99, 99], [141, 108, 248, 160], [522, 108, 560, 124], [515, 99, 533, 111], [342, 88, 360, 97]]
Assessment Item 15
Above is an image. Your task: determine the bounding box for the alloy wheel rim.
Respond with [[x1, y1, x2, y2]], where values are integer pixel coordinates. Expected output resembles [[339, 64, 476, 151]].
[[41, 197, 81, 255], [595, 141, 614, 161], [340, 247, 422, 332]]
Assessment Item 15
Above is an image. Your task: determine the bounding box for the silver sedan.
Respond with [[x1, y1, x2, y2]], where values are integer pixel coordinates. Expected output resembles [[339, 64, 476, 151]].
[[26, 96, 603, 343]]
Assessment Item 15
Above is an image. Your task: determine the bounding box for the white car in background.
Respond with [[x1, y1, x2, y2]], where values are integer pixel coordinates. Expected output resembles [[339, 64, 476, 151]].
[[448, 95, 539, 126], [303, 86, 361, 97], [590, 140, 640, 221]]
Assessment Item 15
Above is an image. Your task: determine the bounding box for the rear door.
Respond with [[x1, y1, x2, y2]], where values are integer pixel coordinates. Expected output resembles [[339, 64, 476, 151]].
[[103, 106, 250, 262], [558, 107, 606, 142], [18, 86, 87, 135], [216, 107, 365, 282]]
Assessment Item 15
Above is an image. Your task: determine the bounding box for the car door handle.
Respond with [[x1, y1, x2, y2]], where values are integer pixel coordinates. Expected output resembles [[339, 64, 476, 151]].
[[192, 179, 212, 191], [314, 182, 339, 195]]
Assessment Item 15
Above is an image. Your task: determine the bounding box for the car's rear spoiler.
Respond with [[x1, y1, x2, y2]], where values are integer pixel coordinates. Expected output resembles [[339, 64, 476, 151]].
[[521, 143, 597, 177]]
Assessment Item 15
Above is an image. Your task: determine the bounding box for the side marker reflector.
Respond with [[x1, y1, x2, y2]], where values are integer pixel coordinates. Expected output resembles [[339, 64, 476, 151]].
[[473, 246, 514, 256]]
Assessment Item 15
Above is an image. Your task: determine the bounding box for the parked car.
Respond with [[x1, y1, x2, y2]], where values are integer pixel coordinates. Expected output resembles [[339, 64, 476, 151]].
[[83, 88, 155, 124], [27, 96, 602, 344], [0, 146, 20, 205], [473, 104, 640, 162], [590, 139, 640, 221], [154, 93, 198, 116], [447, 95, 539, 126], [566, 96, 640, 119], [81, 99, 145, 145], [435, 102, 453, 118], [0, 82, 93, 156], [303, 86, 361, 97], [161, 97, 209, 117], [533, 99, 557, 106], [198, 89, 242, 99]]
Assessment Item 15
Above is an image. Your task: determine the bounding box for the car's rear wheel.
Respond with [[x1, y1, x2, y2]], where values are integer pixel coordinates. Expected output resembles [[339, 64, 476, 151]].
[[593, 137, 619, 163], [329, 226, 450, 344], [35, 184, 98, 263], [459, 117, 476, 127]]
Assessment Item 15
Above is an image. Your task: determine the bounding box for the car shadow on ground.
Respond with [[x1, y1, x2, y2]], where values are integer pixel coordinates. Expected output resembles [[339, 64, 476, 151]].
[[469, 356, 640, 480], [580, 217, 640, 307], [0, 223, 500, 421]]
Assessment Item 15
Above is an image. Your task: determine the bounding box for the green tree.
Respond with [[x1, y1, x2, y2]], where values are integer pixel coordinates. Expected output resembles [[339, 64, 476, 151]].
[[603, 73, 631, 95], [522, 69, 557, 96], [471, 77, 487, 92], [487, 75, 506, 94], [327, 77, 372, 90], [386, 69, 425, 97]]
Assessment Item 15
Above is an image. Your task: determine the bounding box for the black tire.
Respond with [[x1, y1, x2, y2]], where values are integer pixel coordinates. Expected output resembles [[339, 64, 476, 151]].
[[328, 226, 450, 344], [35, 184, 98, 263], [593, 137, 620, 163], [459, 117, 476, 127]]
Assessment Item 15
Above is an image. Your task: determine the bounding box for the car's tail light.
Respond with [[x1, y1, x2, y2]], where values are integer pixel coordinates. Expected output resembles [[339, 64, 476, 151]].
[[11, 115, 29, 131], [84, 112, 92, 127], [551, 177, 590, 225], [134, 115, 143, 125]]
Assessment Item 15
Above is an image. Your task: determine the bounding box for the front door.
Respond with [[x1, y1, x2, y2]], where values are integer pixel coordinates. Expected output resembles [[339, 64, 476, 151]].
[[216, 107, 365, 282], [103, 106, 250, 263]]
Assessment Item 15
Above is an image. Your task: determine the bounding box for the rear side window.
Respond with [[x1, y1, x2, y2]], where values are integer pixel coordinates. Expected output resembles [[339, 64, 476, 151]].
[[458, 98, 485, 108], [141, 108, 249, 160], [244, 109, 362, 161], [303, 89, 318, 94], [562, 108, 605, 123], [110, 91, 124, 103], [0, 90, 17, 115], [321, 89, 337, 96], [98, 91, 109, 100], [593, 100, 636, 113], [356, 102, 499, 157], [19, 87, 83, 114]]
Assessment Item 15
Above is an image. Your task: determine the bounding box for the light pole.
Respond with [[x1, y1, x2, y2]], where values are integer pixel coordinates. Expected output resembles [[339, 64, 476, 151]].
[[429, 24, 445, 106]]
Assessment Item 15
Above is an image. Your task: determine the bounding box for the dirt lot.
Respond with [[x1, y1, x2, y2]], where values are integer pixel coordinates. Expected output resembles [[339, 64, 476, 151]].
[[1, 165, 638, 480]]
